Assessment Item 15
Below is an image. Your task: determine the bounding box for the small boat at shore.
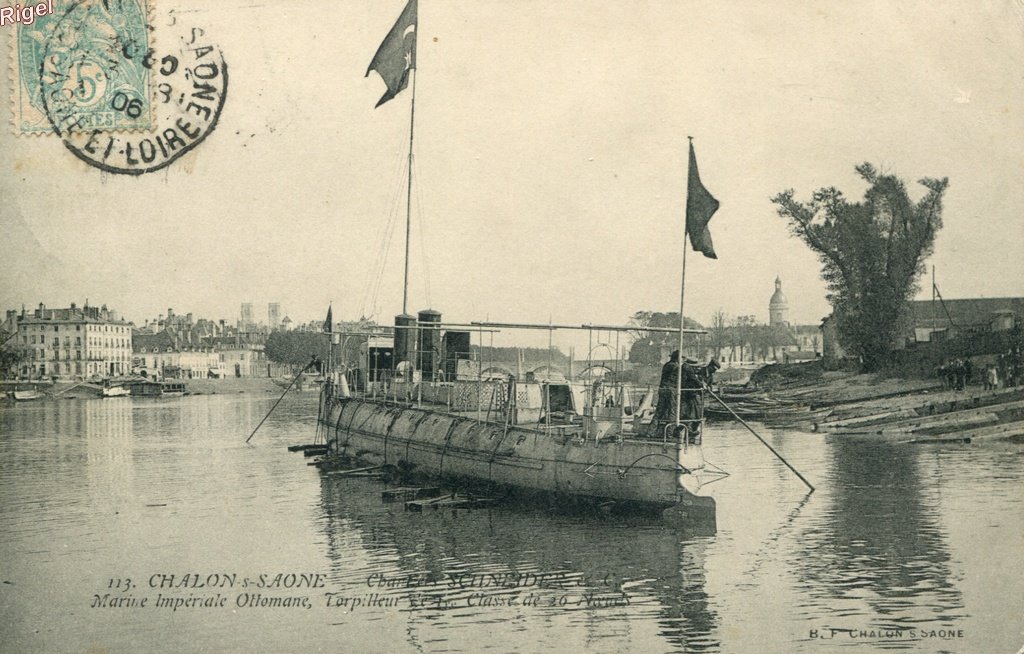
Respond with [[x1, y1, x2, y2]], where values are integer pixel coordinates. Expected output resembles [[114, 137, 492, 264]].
[[123, 380, 187, 397], [12, 387, 44, 401], [161, 382, 187, 396], [274, 372, 324, 393], [101, 383, 131, 398]]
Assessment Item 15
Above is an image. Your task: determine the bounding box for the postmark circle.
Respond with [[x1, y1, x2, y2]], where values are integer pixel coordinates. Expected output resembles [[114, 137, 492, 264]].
[[40, 1, 228, 175]]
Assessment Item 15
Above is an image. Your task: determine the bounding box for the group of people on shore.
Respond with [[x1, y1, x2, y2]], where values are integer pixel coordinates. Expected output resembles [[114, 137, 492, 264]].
[[939, 347, 1023, 392], [988, 349, 1022, 390], [938, 358, 973, 390]]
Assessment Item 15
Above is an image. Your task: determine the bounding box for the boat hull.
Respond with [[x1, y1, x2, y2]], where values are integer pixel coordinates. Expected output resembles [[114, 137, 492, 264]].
[[320, 394, 713, 514]]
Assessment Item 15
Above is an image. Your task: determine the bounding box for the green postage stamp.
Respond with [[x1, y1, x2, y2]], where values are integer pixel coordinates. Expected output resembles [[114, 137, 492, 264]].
[[12, 0, 152, 134]]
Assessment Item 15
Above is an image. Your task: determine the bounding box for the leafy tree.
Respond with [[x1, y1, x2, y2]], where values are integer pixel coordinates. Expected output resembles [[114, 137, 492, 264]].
[[264, 331, 329, 370], [0, 336, 28, 377], [772, 163, 947, 371], [628, 311, 704, 365]]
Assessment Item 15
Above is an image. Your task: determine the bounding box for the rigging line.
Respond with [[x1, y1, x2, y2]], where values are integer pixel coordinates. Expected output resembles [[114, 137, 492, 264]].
[[933, 283, 957, 328], [377, 153, 412, 306], [360, 147, 409, 317], [370, 189, 402, 315], [360, 144, 407, 317], [361, 142, 408, 317], [412, 155, 432, 307], [368, 155, 410, 320]]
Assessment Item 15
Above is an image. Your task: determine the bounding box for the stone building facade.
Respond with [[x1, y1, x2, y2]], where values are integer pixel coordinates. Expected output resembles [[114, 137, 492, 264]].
[[6, 303, 133, 379]]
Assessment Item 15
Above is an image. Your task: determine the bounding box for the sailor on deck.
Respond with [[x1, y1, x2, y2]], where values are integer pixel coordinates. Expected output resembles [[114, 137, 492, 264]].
[[652, 350, 719, 437]]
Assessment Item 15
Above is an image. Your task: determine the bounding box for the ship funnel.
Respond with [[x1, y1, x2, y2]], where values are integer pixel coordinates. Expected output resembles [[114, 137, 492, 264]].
[[417, 309, 442, 381], [393, 314, 416, 371]]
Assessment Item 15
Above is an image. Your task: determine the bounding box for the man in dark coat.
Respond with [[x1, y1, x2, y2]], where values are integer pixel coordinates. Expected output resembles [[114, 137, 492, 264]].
[[652, 351, 719, 428], [653, 350, 681, 425]]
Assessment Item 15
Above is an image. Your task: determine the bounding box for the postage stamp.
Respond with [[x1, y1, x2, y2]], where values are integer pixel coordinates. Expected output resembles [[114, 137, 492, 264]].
[[12, 0, 153, 135], [44, 9, 229, 175]]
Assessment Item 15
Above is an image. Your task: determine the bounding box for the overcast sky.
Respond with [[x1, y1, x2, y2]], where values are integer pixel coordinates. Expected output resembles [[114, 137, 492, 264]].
[[3, 1, 1022, 339]]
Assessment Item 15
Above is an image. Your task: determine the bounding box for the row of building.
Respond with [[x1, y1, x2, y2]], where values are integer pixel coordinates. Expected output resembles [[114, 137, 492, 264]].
[[1, 303, 278, 381], [4, 284, 1022, 381]]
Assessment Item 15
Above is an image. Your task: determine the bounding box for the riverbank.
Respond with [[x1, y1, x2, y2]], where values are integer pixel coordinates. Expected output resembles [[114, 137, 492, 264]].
[[2, 377, 284, 400], [179, 378, 282, 395], [750, 364, 1024, 442]]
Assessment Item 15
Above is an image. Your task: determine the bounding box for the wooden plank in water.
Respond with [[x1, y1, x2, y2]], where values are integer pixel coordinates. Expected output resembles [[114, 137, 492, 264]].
[[382, 487, 442, 503], [289, 443, 327, 452], [404, 494, 497, 512], [902, 419, 1024, 444], [404, 494, 456, 512], [325, 465, 385, 476]]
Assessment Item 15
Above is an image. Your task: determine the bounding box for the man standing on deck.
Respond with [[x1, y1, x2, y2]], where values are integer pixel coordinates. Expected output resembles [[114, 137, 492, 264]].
[[651, 351, 719, 436], [653, 350, 682, 427]]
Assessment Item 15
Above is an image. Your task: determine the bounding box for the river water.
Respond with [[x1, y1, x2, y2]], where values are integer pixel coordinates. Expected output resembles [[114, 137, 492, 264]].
[[1, 393, 1021, 653]]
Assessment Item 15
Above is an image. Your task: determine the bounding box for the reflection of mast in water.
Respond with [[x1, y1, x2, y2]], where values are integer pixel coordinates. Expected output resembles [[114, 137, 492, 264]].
[[794, 439, 963, 623], [317, 477, 719, 652]]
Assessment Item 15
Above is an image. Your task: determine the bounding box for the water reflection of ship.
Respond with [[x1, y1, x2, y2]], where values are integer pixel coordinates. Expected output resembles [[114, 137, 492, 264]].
[[317, 475, 720, 652], [794, 438, 963, 625]]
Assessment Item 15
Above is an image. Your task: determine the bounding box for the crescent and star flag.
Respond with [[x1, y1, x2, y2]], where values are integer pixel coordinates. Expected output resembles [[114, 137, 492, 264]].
[[366, 0, 418, 108], [686, 141, 720, 259], [323, 305, 333, 334]]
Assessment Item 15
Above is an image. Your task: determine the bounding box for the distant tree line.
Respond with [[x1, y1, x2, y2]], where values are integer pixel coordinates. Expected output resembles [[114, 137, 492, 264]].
[[472, 346, 569, 366], [264, 331, 330, 369], [627, 311, 803, 365]]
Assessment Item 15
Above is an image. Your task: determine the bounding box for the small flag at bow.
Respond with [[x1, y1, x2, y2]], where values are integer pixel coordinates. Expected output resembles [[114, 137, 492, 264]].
[[323, 305, 333, 334], [366, 0, 418, 108], [686, 141, 720, 259]]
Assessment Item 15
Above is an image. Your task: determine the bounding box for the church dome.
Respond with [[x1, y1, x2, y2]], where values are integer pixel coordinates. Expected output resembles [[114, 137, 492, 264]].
[[769, 276, 788, 307]]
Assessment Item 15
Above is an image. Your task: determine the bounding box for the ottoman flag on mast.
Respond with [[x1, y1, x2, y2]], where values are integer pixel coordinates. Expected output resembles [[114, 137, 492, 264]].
[[365, 0, 421, 315], [366, 0, 418, 108], [674, 137, 719, 429], [686, 140, 720, 259]]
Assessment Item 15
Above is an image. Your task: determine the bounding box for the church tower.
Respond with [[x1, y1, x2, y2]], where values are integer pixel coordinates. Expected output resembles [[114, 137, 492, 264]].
[[769, 276, 789, 327]]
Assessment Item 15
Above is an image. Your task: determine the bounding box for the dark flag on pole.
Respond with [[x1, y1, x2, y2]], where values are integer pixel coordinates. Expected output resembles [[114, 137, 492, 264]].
[[686, 141, 720, 259], [366, 0, 418, 108], [323, 305, 333, 334]]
